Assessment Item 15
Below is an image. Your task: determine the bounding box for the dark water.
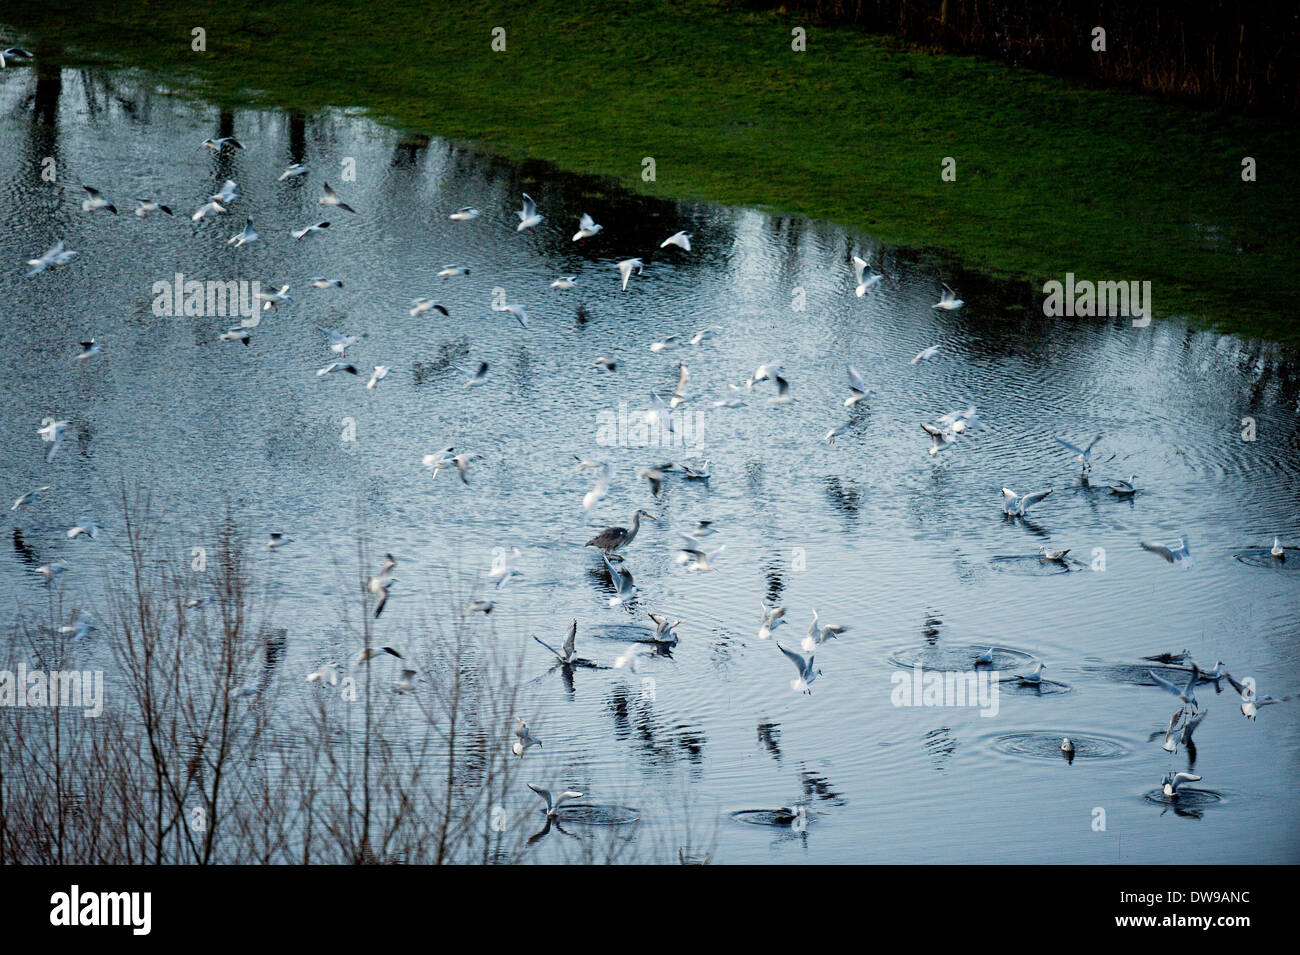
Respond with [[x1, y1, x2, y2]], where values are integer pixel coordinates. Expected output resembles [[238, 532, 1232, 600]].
[[2, 67, 1299, 863]]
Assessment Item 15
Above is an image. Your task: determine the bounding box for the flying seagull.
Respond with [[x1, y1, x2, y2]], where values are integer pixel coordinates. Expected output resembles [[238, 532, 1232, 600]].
[[572, 213, 603, 242], [777, 642, 821, 695], [660, 231, 691, 251], [618, 258, 644, 291], [516, 193, 543, 232]]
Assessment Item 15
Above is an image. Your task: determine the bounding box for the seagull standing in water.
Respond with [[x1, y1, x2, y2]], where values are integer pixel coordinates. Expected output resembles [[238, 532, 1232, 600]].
[[1109, 474, 1138, 496], [933, 283, 964, 310], [1001, 487, 1053, 517], [516, 193, 543, 232], [527, 783, 582, 818], [318, 182, 356, 213], [1270, 537, 1284, 559], [618, 258, 644, 291], [1038, 546, 1070, 562], [1015, 662, 1047, 686], [777, 643, 821, 695], [1055, 435, 1103, 472], [660, 231, 691, 251]]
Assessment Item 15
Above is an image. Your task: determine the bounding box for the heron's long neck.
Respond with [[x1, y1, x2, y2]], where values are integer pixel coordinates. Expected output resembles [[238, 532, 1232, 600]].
[[627, 512, 642, 541]]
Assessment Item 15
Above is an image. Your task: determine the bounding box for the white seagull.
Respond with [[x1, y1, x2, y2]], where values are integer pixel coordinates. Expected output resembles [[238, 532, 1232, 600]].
[[278, 163, 309, 181], [134, 199, 172, 217], [292, 221, 330, 240], [449, 206, 480, 221], [11, 486, 51, 511], [37, 419, 70, 461], [845, 366, 872, 406], [660, 231, 691, 251], [80, 185, 117, 214], [318, 182, 356, 212], [534, 619, 579, 665], [366, 366, 390, 389], [852, 255, 882, 296], [516, 193, 543, 232], [617, 257, 644, 291], [513, 717, 542, 756], [572, 213, 603, 241], [25, 240, 78, 276], [1055, 434, 1103, 471], [911, 344, 941, 364], [758, 603, 786, 640], [933, 283, 964, 310], [227, 217, 259, 247], [202, 136, 244, 151], [777, 643, 821, 695], [527, 783, 582, 818], [1001, 487, 1053, 517]]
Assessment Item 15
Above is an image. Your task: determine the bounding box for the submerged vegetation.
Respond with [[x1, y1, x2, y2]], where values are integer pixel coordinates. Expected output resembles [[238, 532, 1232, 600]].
[[2, 0, 1297, 338]]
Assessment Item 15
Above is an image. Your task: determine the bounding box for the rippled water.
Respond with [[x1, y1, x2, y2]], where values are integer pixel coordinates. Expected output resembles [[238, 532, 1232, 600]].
[[2, 68, 1299, 863]]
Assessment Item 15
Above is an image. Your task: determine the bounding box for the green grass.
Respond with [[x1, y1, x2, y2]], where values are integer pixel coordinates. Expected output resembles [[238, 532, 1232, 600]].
[[7, 0, 1299, 339]]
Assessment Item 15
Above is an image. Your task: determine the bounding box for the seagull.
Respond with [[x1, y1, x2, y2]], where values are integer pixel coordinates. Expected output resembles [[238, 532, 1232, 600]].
[[37, 419, 70, 461], [911, 344, 941, 364], [35, 560, 69, 587], [437, 265, 471, 280], [1060, 738, 1074, 754], [202, 136, 244, 151], [767, 375, 791, 405], [582, 463, 610, 513], [527, 783, 582, 818], [637, 465, 666, 497], [852, 255, 882, 296], [58, 611, 96, 641], [1180, 709, 1206, 748], [75, 338, 103, 361], [489, 547, 523, 590], [449, 206, 480, 221], [921, 422, 957, 455], [469, 599, 495, 614], [456, 361, 489, 388], [1015, 662, 1047, 686], [366, 366, 390, 390], [211, 180, 240, 205], [1055, 435, 1103, 471], [227, 217, 259, 247], [80, 186, 116, 214], [133, 198, 172, 217], [748, 361, 784, 390], [449, 453, 481, 486], [255, 285, 292, 311], [604, 555, 637, 607], [516, 194, 544, 232], [492, 300, 529, 329], [687, 328, 717, 347], [291, 221, 330, 240], [777, 643, 821, 695], [572, 213, 603, 242], [933, 283, 964, 310], [660, 231, 691, 251], [650, 335, 680, 353], [938, 407, 983, 433], [367, 553, 397, 618], [309, 277, 344, 289], [1271, 537, 1285, 558], [614, 642, 652, 671], [647, 612, 681, 645], [534, 619, 579, 664], [551, 276, 577, 290], [1161, 772, 1201, 798], [421, 446, 456, 477], [758, 603, 786, 640], [669, 363, 691, 408], [185, 596, 213, 611], [0, 47, 34, 68], [352, 646, 404, 668], [676, 541, 724, 571], [513, 717, 542, 756], [316, 362, 359, 377], [1001, 487, 1053, 517], [1221, 672, 1291, 720], [802, 609, 847, 652], [974, 648, 996, 665], [11, 486, 51, 511], [25, 240, 78, 276], [220, 326, 251, 346], [1140, 536, 1192, 565], [1039, 546, 1070, 562], [681, 460, 710, 480], [1156, 706, 1185, 753], [845, 366, 872, 406], [1108, 474, 1138, 496], [277, 163, 309, 181], [1149, 664, 1201, 707], [67, 520, 101, 540], [617, 257, 644, 291], [587, 510, 657, 559], [393, 669, 419, 693], [318, 182, 356, 212], [191, 198, 226, 222], [318, 326, 358, 355], [229, 684, 260, 699], [306, 662, 341, 686], [267, 533, 292, 550], [409, 298, 450, 318]]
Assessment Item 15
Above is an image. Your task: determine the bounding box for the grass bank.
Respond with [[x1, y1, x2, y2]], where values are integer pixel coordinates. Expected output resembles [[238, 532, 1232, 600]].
[[5, 0, 1298, 339]]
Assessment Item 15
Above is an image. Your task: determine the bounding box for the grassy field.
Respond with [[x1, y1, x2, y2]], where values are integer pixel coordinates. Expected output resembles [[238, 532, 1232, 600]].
[[5, 0, 1298, 339]]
